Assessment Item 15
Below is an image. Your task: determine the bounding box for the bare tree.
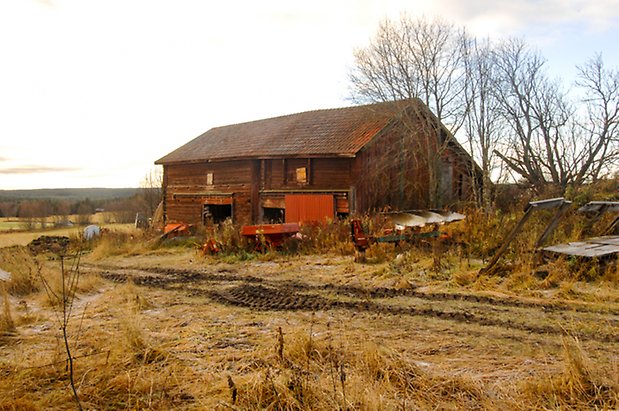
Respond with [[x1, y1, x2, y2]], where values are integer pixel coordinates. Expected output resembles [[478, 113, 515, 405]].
[[574, 54, 619, 184], [54, 200, 72, 226], [491, 39, 576, 193], [75, 202, 92, 226], [0, 202, 17, 218], [351, 17, 618, 204], [350, 14, 469, 132], [139, 167, 163, 221], [462, 37, 505, 210], [492, 41, 619, 192], [349, 15, 470, 206], [18, 200, 50, 230]]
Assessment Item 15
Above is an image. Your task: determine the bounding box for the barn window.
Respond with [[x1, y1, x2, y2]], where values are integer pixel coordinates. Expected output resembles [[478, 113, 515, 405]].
[[206, 172, 214, 185], [296, 167, 307, 184]]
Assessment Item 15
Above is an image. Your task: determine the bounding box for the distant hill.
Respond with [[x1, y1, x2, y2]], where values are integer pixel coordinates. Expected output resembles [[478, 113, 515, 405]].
[[0, 188, 138, 201]]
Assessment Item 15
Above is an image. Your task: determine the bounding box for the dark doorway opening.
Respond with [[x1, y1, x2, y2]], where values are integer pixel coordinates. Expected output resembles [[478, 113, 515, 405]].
[[263, 207, 285, 224], [203, 204, 232, 224]]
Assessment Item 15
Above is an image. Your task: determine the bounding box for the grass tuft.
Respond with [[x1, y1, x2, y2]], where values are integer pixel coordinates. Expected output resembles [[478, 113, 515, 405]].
[[523, 337, 619, 408], [0, 285, 17, 343], [0, 246, 40, 296]]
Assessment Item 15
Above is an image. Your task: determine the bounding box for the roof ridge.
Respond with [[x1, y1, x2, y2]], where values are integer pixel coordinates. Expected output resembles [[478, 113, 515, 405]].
[[155, 99, 419, 165]]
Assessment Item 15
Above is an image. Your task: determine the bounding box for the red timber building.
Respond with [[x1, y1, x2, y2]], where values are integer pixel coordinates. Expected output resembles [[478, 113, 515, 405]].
[[155, 100, 481, 226]]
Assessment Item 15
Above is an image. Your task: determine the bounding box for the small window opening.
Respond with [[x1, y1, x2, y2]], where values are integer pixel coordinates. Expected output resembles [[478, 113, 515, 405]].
[[296, 167, 307, 184], [206, 172, 214, 185]]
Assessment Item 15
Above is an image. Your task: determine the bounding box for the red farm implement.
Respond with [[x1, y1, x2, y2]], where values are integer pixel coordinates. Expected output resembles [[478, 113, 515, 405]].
[[162, 223, 195, 239], [241, 223, 301, 250]]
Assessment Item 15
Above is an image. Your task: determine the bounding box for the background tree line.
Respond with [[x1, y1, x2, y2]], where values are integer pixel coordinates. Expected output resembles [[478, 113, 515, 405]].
[[0, 169, 162, 228], [349, 15, 619, 210]]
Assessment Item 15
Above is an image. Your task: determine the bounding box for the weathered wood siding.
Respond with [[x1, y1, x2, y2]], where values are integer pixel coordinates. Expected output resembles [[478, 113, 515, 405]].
[[163, 160, 254, 225], [311, 158, 353, 188], [353, 122, 424, 212], [263, 158, 352, 190], [164, 157, 355, 225], [353, 120, 476, 212], [161, 121, 477, 224]]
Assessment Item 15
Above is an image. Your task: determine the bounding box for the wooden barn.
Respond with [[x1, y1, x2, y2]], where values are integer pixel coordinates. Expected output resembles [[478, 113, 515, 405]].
[[155, 99, 480, 226]]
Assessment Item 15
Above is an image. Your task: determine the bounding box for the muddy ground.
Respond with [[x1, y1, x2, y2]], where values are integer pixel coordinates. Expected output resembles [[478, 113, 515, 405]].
[[91, 262, 619, 345], [2, 250, 618, 409]]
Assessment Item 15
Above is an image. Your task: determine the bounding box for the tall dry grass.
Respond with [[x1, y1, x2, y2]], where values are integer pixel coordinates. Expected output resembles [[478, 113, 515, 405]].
[[0, 284, 16, 343], [0, 246, 40, 296], [88, 229, 158, 260], [216, 326, 492, 410], [522, 337, 619, 409]]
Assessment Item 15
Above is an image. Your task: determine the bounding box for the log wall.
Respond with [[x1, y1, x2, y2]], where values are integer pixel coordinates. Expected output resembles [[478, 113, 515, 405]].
[[264, 158, 352, 190], [163, 160, 254, 225], [353, 117, 477, 212]]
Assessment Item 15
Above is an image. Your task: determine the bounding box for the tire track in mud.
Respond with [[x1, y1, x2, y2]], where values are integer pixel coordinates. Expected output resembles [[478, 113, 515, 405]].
[[87, 264, 619, 317], [319, 284, 619, 317], [90, 265, 263, 288], [205, 283, 619, 344], [89, 264, 619, 344]]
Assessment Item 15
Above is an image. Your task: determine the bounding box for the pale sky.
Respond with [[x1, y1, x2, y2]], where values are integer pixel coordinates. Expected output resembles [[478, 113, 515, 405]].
[[1, 0, 618, 189]]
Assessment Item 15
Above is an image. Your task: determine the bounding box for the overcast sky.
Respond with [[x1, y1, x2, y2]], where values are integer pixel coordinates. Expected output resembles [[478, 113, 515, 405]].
[[1, 0, 618, 190]]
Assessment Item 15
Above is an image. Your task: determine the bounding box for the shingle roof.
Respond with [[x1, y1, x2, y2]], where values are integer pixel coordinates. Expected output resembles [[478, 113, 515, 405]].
[[155, 101, 407, 164]]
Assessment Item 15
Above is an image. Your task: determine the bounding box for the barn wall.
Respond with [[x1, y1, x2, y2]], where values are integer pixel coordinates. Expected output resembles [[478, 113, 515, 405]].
[[264, 158, 352, 190], [311, 158, 353, 188], [353, 123, 429, 212], [163, 157, 354, 225], [352, 118, 477, 213], [163, 160, 254, 225]]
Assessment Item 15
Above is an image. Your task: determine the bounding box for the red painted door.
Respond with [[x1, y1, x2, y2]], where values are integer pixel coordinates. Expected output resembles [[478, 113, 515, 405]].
[[285, 194, 334, 223]]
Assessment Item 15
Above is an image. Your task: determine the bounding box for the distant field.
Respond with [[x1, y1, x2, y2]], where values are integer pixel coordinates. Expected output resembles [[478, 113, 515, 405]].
[[0, 219, 22, 231], [0, 227, 82, 248], [0, 223, 135, 248], [0, 212, 124, 231], [0, 213, 135, 248]]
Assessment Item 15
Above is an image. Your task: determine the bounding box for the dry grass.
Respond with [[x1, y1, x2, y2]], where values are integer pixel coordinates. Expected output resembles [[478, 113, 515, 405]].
[[0, 198, 618, 409], [0, 248, 616, 409], [0, 246, 40, 296], [88, 229, 158, 260], [0, 285, 16, 343], [522, 337, 619, 408]]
